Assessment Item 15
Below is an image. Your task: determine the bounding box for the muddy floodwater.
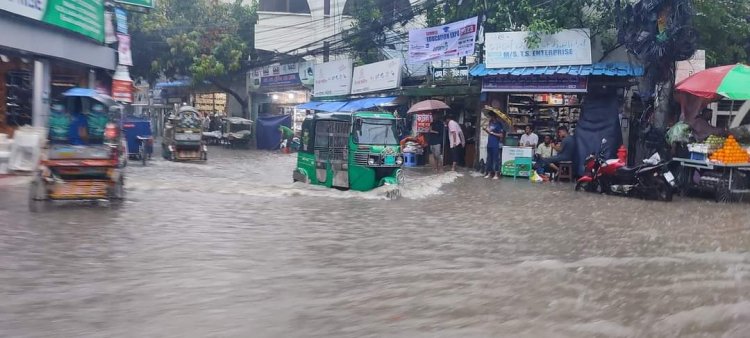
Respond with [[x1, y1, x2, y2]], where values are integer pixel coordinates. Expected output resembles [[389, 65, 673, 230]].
[[1, 148, 749, 337]]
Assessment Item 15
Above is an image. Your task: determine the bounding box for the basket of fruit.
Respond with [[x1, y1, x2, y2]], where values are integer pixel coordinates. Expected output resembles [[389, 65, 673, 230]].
[[705, 135, 726, 153]]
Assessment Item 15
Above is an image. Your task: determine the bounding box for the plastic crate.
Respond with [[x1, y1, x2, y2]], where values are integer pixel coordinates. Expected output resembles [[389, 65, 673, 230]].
[[690, 152, 707, 161]]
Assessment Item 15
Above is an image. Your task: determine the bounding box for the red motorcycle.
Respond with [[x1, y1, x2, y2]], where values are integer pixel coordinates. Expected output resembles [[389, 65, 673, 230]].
[[576, 139, 675, 201]]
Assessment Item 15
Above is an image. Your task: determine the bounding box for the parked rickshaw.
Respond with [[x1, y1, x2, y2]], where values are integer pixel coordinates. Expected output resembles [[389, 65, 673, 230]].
[[221, 117, 253, 148], [162, 105, 207, 161], [30, 88, 125, 211], [123, 112, 154, 165], [292, 111, 404, 192]]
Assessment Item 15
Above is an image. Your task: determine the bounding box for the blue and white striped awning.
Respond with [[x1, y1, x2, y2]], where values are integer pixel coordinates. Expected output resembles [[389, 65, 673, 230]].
[[469, 62, 644, 77], [296, 97, 398, 112]]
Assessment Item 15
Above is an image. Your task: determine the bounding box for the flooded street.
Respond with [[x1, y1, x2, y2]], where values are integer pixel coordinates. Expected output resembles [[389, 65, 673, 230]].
[[1, 147, 750, 337]]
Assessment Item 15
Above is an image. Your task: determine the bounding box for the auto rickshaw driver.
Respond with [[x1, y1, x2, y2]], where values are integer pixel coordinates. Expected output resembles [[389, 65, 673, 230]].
[[68, 111, 89, 145]]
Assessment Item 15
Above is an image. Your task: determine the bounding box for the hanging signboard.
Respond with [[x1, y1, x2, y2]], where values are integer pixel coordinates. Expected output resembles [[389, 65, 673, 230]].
[[485, 29, 592, 69], [114, 0, 154, 8], [482, 75, 588, 93], [133, 83, 150, 105], [314, 59, 353, 97], [675, 50, 705, 83], [415, 114, 433, 133], [351, 59, 403, 95], [408, 17, 478, 63], [0, 0, 105, 42], [104, 11, 117, 44], [115, 8, 128, 34], [248, 62, 313, 91], [117, 34, 133, 66]]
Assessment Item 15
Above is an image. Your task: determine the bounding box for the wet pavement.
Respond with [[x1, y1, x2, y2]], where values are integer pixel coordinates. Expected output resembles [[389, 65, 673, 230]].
[[1, 147, 750, 337]]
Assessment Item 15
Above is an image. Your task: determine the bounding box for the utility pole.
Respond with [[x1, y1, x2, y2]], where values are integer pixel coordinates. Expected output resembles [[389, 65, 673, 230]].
[[323, 41, 330, 62]]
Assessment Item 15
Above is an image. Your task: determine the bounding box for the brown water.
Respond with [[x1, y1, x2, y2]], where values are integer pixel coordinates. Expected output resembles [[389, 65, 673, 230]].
[[1, 148, 749, 337]]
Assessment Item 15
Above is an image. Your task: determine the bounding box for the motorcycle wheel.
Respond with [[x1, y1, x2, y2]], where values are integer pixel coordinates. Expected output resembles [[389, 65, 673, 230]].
[[655, 177, 673, 202], [574, 181, 588, 192]]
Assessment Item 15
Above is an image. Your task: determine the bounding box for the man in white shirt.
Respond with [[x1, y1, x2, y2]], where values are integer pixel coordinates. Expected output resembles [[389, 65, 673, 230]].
[[446, 116, 465, 171], [535, 134, 556, 160], [519, 125, 539, 148]]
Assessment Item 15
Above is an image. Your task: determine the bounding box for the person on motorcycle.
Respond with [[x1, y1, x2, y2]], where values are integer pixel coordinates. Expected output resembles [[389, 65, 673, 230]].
[[537, 126, 575, 173]]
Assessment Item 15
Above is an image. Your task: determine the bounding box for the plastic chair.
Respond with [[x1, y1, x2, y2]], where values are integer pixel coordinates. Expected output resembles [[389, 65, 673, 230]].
[[513, 157, 533, 179]]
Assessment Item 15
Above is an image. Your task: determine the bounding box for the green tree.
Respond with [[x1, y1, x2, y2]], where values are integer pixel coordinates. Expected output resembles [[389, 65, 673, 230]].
[[130, 0, 257, 117], [427, 0, 622, 51], [693, 0, 750, 66]]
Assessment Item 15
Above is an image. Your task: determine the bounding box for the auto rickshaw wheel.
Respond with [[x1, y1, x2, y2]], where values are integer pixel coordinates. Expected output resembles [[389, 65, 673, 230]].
[[108, 176, 125, 201], [28, 177, 48, 213]]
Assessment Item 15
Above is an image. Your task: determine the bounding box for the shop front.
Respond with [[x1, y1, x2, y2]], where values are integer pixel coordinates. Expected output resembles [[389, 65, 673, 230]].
[[0, 3, 115, 135], [247, 61, 313, 131]]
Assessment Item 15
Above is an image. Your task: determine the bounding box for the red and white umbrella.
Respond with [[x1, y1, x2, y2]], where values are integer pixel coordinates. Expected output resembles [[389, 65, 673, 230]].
[[407, 100, 450, 113]]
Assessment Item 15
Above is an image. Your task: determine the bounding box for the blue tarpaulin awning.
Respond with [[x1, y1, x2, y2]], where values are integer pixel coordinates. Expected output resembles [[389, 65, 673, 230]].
[[340, 97, 397, 112], [469, 62, 644, 77], [296, 97, 397, 112]]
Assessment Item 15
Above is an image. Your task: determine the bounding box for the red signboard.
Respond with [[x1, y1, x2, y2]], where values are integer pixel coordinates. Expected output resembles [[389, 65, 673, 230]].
[[415, 114, 433, 133]]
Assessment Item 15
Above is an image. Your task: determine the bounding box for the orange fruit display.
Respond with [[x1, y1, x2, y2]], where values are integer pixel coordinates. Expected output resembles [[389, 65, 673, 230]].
[[709, 135, 749, 164]]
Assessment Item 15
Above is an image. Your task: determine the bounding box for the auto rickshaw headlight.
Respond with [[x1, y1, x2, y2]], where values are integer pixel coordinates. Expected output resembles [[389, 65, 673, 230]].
[[367, 157, 376, 166], [396, 156, 403, 165]]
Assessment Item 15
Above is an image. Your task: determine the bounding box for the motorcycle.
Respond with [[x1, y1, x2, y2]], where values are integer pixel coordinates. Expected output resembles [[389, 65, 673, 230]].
[[576, 139, 676, 201]]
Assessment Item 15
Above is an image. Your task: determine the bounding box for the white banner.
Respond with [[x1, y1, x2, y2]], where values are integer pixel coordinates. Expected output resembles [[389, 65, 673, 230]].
[[408, 17, 478, 63], [485, 29, 592, 68], [314, 59, 352, 97], [117, 33, 133, 66], [351, 59, 403, 95]]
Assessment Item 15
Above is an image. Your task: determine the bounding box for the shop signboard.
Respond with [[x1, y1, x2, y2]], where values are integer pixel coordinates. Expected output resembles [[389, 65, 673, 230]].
[[431, 66, 469, 83], [414, 114, 433, 133], [314, 59, 353, 97], [249, 62, 313, 91], [485, 29, 592, 69], [114, 0, 154, 8], [0, 0, 105, 42], [501, 146, 534, 177], [675, 50, 705, 83], [133, 83, 150, 105], [115, 8, 128, 34], [482, 75, 588, 93], [351, 59, 403, 95], [408, 17, 478, 63], [117, 34, 133, 66]]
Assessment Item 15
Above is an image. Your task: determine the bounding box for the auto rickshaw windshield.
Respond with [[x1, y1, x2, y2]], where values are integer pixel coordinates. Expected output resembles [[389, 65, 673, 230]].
[[354, 118, 398, 145]]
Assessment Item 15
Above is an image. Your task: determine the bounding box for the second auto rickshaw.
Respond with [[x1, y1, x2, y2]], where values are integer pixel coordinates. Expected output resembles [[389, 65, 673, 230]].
[[162, 105, 208, 161]]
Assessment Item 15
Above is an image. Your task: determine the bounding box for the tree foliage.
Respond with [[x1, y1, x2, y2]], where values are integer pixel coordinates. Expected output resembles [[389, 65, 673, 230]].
[[693, 0, 750, 66], [130, 0, 257, 115], [426, 0, 622, 50]]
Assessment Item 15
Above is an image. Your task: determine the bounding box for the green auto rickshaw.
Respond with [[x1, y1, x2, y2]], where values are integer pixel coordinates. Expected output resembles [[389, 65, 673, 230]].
[[292, 111, 404, 192]]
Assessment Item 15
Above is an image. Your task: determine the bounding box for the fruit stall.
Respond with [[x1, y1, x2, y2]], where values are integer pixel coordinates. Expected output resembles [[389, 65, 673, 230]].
[[673, 135, 750, 202]]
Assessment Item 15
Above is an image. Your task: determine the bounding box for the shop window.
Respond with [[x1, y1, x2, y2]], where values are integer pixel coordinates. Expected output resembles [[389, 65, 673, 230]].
[[4, 71, 32, 127], [259, 0, 311, 14]]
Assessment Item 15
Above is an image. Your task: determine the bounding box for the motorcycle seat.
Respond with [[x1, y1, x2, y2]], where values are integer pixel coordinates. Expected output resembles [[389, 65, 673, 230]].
[[616, 166, 639, 175]]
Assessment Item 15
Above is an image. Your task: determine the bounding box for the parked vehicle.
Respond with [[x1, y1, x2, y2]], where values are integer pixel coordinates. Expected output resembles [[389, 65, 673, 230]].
[[30, 88, 125, 211], [123, 114, 154, 165], [162, 105, 207, 161], [221, 117, 253, 149], [292, 111, 404, 192], [576, 139, 675, 201]]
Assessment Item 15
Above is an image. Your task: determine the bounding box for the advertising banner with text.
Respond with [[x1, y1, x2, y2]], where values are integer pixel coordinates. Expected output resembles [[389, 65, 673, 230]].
[[351, 59, 403, 95], [485, 29, 591, 69], [314, 59, 353, 97], [0, 0, 105, 42], [408, 17, 478, 63]]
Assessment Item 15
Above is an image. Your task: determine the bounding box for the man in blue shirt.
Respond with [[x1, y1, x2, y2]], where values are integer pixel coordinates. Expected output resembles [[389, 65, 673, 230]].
[[538, 126, 575, 173], [483, 116, 504, 179]]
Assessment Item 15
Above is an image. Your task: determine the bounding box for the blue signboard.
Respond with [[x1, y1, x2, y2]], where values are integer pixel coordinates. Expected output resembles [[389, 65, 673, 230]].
[[260, 73, 302, 88], [482, 75, 588, 93]]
